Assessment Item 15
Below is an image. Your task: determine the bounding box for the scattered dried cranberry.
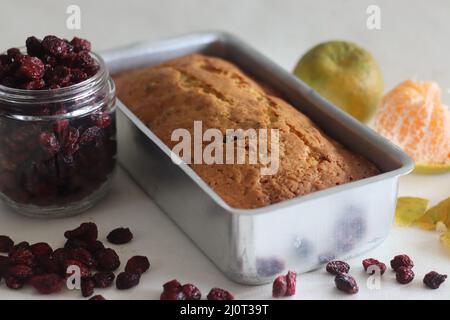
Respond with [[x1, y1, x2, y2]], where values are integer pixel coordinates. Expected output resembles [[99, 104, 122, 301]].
[[107, 227, 133, 245], [182, 284, 202, 300], [160, 290, 186, 300], [9, 248, 35, 267], [89, 295, 106, 300], [362, 258, 386, 275], [64, 259, 91, 278], [10, 241, 30, 252], [8, 264, 34, 280], [272, 275, 287, 298], [423, 271, 447, 289], [326, 261, 350, 275], [207, 288, 234, 300], [93, 271, 115, 288], [163, 279, 182, 293], [116, 272, 140, 290], [0, 235, 13, 253], [64, 239, 88, 250], [81, 277, 95, 297], [5, 275, 24, 289], [29, 242, 53, 258], [334, 273, 359, 294], [396, 267, 415, 284], [68, 248, 96, 268], [52, 248, 69, 266], [64, 222, 98, 243], [87, 240, 105, 254], [125, 256, 150, 275], [95, 248, 120, 271], [30, 273, 64, 294], [390, 254, 414, 271], [285, 271, 297, 296]]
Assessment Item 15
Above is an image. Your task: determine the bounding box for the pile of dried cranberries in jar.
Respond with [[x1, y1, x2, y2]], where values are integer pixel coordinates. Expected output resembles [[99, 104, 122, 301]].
[[0, 35, 117, 217]]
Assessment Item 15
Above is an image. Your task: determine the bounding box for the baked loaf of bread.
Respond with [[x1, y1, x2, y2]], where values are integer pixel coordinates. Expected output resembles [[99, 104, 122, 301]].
[[114, 54, 379, 209]]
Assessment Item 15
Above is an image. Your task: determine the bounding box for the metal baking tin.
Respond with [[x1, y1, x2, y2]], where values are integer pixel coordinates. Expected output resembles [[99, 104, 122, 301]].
[[101, 32, 414, 285]]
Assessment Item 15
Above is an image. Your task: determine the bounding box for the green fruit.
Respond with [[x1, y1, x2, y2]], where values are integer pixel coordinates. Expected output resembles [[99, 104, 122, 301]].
[[293, 41, 384, 123]]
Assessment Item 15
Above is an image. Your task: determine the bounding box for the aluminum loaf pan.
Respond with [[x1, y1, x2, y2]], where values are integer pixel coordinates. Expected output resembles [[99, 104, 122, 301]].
[[101, 32, 414, 285]]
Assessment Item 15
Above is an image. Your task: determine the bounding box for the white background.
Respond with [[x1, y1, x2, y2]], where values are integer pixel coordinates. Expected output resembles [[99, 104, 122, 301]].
[[0, 0, 449, 300]]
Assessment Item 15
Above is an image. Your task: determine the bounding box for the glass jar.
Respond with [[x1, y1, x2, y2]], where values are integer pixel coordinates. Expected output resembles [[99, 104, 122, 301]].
[[0, 52, 116, 218]]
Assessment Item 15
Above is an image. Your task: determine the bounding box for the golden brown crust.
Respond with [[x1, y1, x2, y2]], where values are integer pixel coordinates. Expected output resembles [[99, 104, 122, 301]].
[[114, 54, 379, 209]]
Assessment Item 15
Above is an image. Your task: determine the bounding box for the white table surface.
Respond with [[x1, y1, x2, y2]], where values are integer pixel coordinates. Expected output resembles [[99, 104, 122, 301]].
[[0, 0, 449, 300]]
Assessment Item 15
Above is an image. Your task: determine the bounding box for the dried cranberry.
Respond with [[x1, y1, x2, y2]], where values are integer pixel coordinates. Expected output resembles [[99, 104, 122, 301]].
[[285, 271, 297, 296], [396, 266, 415, 284], [93, 271, 115, 288], [87, 240, 105, 254], [29, 242, 53, 258], [390, 254, 414, 271], [125, 256, 150, 275], [207, 288, 234, 300], [335, 273, 359, 294], [39, 132, 60, 156], [68, 248, 96, 268], [70, 69, 88, 83], [0, 235, 13, 253], [9, 248, 35, 267], [160, 279, 187, 300], [423, 271, 447, 289], [52, 248, 69, 265], [81, 277, 95, 297], [64, 238, 88, 250], [89, 295, 106, 300], [272, 275, 287, 298], [16, 56, 45, 80], [163, 279, 182, 292], [116, 272, 140, 290], [64, 222, 98, 243], [362, 258, 386, 275], [30, 273, 64, 294], [42, 35, 70, 58], [5, 275, 24, 289], [180, 284, 201, 300], [62, 126, 80, 155], [73, 51, 96, 69], [8, 264, 34, 280], [36, 256, 61, 275], [18, 79, 46, 90], [326, 261, 350, 275], [46, 65, 71, 87], [64, 259, 91, 278], [91, 113, 112, 129], [95, 248, 120, 271], [70, 37, 91, 53], [107, 227, 133, 245], [26, 36, 43, 57], [10, 241, 30, 253], [160, 290, 186, 300], [79, 126, 102, 146], [7, 48, 22, 60]]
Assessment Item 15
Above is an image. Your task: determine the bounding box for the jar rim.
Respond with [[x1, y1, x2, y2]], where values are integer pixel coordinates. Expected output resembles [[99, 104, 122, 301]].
[[0, 50, 109, 104]]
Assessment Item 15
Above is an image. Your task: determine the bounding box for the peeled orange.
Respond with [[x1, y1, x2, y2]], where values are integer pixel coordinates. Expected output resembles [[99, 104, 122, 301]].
[[374, 80, 450, 173]]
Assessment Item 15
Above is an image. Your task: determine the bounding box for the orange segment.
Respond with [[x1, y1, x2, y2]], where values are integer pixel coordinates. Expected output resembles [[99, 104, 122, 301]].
[[374, 80, 450, 168]]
